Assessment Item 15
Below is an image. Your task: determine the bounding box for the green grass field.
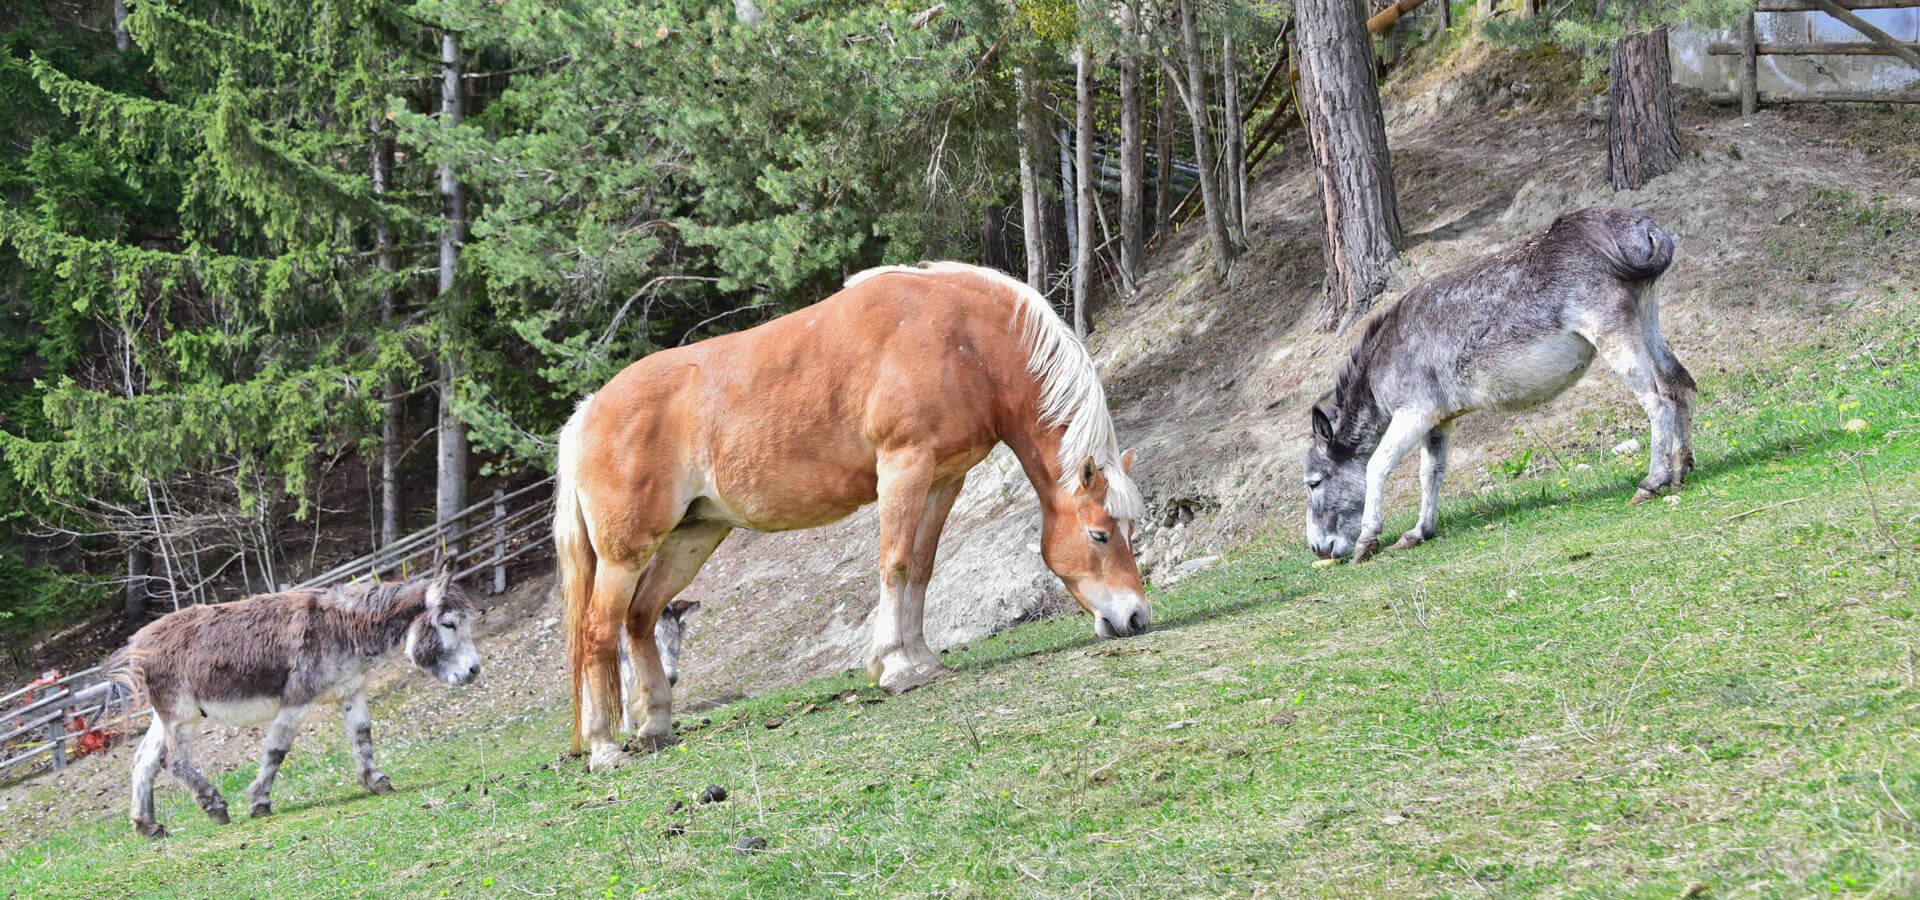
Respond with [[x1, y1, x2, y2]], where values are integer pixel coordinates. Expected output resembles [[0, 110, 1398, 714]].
[[5, 314, 1918, 897]]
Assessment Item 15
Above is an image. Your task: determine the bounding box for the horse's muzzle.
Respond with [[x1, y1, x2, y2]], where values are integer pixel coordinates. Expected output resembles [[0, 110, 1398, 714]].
[[1093, 595, 1151, 639]]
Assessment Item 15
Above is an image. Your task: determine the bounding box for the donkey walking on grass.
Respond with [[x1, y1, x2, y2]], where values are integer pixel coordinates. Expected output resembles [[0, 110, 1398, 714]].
[[108, 562, 481, 837], [1304, 206, 1696, 563]]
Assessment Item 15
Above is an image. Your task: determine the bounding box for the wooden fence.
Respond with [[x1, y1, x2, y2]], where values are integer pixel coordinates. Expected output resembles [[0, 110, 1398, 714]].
[[1710, 0, 1920, 110], [0, 476, 557, 784]]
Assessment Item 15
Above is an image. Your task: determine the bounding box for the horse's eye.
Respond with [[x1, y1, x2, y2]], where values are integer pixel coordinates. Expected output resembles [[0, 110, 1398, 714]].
[[1087, 529, 1110, 544]]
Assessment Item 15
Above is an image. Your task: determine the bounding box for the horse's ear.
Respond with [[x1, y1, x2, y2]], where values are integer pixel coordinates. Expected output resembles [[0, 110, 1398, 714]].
[[1120, 448, 1136, 475], [668, 599, 700, 617], [1311, 403, 1335, 445], [1078, 455, 1099, 490]]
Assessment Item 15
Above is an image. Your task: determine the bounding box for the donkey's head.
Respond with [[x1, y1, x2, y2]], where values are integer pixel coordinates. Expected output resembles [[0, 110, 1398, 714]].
[[655, 599, 700, 687], [405, 562, 482, 686], [1043, 451, 1150, 639], [1305, 393, 1369, 559]]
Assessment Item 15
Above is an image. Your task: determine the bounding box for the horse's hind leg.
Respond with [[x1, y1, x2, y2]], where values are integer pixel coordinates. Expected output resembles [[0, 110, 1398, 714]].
[[621, 521, 730, 744], [901, 476, 967, 672], [1394, 424, 1452, 551], [244, 704, 311, 817], [869, 450, 946, 693], [1592, 328, 1682, 503], [129, 717, 169, 837], [582, 557, 646, 772], [165, 721, 230, 825]]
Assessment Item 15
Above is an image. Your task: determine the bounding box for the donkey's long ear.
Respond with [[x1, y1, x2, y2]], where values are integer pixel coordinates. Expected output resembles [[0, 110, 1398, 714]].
[[426, 558, 454, 609], [667, 599, 701, 617], [1311, 405, 1335, 445]]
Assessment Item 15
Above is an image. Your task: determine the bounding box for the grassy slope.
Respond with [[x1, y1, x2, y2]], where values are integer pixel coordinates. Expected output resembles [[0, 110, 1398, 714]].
[[7, 268, 1920, 895]]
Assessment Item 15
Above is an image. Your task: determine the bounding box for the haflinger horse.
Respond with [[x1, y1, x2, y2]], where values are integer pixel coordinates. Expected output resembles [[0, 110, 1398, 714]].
[[108, 561, 481, 837], [1305, 206, 1696, 563], [554, 261, 1148, 772]]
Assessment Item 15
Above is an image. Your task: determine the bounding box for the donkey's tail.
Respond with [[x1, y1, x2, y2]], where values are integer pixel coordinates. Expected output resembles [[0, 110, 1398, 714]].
[[1585, 208, 1674, 282], [102, 645, 150, 715], [554, 396, 600, 756]]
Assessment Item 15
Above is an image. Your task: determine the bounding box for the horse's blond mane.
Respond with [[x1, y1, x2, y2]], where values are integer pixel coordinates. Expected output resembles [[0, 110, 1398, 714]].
[[845, 262, 1143, 521]]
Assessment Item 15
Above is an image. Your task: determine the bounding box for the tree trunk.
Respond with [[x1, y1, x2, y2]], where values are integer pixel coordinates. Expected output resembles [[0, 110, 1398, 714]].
[[111, 0, 130, 52], [1118, 8, 1144, 293], [1173, 0, 1235, 274], [372, 122, 403, 549], [1607, 27, 1682, 191], [1073, 47, 1094, 338], [1222, 31, 1247, 244], [436, 32, 469, 535], [123, 545, 149, 623], [1154, 64, 1176, 238], [1017, 71, 1047, 292], [1296, 0, 1404, 329]]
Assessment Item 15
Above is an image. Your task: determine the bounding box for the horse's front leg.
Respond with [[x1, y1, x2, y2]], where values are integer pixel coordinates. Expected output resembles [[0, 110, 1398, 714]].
[[869, 450, 944, 694], [901, 476, 967, 672], [338, 691, 393, 796], [1354, 412, 1434, 563], [1394, 424, 1452, 551], [245, 704, 313, 817]]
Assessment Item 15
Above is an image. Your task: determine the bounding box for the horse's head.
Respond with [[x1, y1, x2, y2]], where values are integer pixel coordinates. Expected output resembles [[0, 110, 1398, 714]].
[[654, 599, 699, 687], [406, 562, 483, 686], [1043, 451, 1149, 639], [1305, 393, 1367, 559]]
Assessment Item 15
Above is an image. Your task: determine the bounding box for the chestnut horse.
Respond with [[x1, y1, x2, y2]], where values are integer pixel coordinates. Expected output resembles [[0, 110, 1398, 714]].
[[554, 262, 1148, 771]]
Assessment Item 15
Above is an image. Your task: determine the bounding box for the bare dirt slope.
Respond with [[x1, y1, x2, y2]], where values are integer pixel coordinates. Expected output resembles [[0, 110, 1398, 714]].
[[7, 39, 1916, 848]]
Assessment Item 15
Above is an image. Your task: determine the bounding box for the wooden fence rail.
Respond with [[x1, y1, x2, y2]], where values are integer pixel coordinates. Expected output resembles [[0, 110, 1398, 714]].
[[0, 476, 558, 785], [1713, 0, 1920, 112]]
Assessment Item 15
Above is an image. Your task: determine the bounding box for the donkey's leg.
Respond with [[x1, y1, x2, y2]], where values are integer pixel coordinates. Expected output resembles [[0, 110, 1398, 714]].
[[583, 557, 647, 773], [1394, 424, 1453, 550], [901, 476, 968, 670], [165, 722, 230, 825], [1353, 411, 1436, 563], [870, 450, 943, 694], [622, 521, 730, 745], [129, 717, 170, 837], [339, 691, 395, 795], [1591, 330, 1680, 503], [243, 704, 311, 817], [1654, 339, 1697, 480]]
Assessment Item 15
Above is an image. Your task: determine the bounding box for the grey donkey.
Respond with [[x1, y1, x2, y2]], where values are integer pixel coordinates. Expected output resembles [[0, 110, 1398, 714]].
[[108, 561, 481, 837], [1304, 206, 1696, 562]]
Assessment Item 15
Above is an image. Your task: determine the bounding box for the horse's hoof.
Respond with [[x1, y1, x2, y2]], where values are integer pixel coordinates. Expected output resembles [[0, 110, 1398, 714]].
[[587, 745, 628, 773], [622, 731, 677, 754], [367, 775, 394, 795], [880, 661, 951, 695], [135, 820, 168, 839], [1350, 538, 1381, 564], [250, 803, 273, 819]]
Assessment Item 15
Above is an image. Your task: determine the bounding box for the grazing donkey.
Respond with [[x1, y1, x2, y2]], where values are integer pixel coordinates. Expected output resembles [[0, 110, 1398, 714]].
[[108, 562, 481, 838], [1304, 206, 1695, 562]]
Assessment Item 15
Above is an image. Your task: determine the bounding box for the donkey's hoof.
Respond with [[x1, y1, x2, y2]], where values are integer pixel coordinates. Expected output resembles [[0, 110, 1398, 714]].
[[206, 805, 231, 826], [250, 803, 273, 819], [587, 745, 628, 773], [366, 775, 394, 795], [134, 820, 168, 839], [1350, 538, 1381, 564], [880, 660, 951, 695], [1391, 531, 1427, 552], [1630, 487, 1659, 506]]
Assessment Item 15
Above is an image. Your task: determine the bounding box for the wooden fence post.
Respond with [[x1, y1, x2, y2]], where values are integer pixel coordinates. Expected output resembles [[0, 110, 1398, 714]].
[[49, 713, 66, 772], [1740, 10, 1759, 115], [492, 488, 507, 595]]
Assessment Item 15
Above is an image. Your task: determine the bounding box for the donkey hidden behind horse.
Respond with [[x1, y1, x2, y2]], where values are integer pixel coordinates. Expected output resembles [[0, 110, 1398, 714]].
[[1304, 206, 1696, 563], [554, 262, 1149, 772], [108, 561, 481, 837]]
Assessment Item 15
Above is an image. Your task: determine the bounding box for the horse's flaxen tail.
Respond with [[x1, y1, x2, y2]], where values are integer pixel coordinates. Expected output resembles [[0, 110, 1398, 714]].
[[554, 396, 599, 755], [1585, 208, 1674, 282]]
